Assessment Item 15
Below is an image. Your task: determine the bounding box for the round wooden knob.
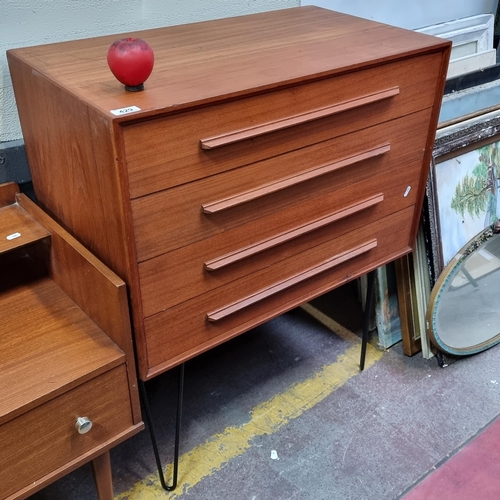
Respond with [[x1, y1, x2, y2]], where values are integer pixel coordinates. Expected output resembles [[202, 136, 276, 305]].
[[75, 416, 93, 435]]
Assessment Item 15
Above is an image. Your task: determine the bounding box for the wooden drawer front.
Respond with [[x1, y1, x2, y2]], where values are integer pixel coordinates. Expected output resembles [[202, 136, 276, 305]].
[[0, 366, 133, 499], [123, 53, 442, 198], [132, 109, 431, 262], [143, 207, 414, 374], [139, 162, 421, 316]]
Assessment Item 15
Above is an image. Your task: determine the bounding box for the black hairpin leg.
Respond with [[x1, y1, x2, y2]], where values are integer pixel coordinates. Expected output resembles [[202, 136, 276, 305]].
[[139, 363, 185, 491], [360, 270, 376, 371]]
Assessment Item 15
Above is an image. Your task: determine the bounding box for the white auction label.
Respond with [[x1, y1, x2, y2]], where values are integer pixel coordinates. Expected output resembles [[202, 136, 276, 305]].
[[6, 232, 21, 240], [110, 105, 141, 116]]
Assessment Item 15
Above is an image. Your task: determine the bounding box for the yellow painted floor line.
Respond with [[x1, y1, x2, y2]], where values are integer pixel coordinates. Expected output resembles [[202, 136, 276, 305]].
[[117, 319, 384, 499]]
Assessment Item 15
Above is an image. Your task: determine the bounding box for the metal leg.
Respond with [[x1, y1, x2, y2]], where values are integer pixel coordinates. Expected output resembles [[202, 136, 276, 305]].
[[360, 270, 376, 371], [436, 351, 449, 368], [139, 363, 185, 491]]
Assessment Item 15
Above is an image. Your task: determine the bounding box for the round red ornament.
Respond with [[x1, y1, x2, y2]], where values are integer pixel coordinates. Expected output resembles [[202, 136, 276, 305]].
[[107, 37, 154, 91]]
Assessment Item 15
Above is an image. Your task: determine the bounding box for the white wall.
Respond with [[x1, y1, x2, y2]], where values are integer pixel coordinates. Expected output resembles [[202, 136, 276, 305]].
[[0, 0, 299, 143], [301, 0, 499, 30]]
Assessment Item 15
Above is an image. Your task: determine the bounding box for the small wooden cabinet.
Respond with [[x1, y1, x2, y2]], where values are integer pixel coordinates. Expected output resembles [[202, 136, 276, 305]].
[[7, 7, 451, 380], [0, 182, 143, 500]]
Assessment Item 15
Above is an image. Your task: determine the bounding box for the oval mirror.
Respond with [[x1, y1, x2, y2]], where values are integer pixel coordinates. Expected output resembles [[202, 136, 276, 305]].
[[427, 222, 500, 356]]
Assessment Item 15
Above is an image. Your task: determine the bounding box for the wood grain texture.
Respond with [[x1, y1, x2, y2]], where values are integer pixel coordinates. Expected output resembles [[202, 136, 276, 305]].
[[0, 274, 124, 424], [204, 194, 384, 271], [7, 7, 451, 378], [4, 425, 143, 500], [200, 87, 399, 150], [207, 239, 378, 322], [410, 47, 451, 244], [91, 452, 114, 500], [138, 162, 421, 317], [123, 53, 441, 197], [201, 145, 390, 214]]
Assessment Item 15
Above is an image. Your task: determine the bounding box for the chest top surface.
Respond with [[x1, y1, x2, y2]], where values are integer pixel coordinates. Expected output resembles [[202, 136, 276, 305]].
[[7, 6, 449, 121]]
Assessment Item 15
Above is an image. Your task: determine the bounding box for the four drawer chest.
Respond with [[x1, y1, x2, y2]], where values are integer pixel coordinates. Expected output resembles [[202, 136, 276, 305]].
[[7, 6, 451, 380]]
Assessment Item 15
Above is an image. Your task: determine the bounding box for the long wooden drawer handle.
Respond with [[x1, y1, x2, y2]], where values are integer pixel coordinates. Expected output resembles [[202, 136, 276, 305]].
[[206, 239, 377, 322], [202, 143, 390, 214], [200, 87, 399, 150], [205, 193, 384, 271]]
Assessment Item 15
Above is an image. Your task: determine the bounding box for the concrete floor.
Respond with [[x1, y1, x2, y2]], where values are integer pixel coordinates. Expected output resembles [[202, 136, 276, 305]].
[[28, 281, 500, 500]]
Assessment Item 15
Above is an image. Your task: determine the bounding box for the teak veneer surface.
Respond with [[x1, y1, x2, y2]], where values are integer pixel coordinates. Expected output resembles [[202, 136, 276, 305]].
[[7, 7, 451, 379]]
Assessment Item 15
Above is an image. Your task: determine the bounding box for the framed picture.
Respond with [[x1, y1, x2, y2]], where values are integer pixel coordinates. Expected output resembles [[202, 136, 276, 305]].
[[398, 109, 500, 358], [426, 110, 500, 283]]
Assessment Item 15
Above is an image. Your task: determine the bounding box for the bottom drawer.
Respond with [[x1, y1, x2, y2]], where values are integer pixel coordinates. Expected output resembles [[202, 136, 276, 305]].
[[143, 207, 415, 376], [0, 366, 133, 499]]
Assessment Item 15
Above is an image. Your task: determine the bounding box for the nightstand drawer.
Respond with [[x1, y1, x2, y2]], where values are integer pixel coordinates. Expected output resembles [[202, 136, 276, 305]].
[[142, 207, 414, 372], [123, 52, 442, 198], [131, 109, 432, 262], [0, 366, 133, 499]]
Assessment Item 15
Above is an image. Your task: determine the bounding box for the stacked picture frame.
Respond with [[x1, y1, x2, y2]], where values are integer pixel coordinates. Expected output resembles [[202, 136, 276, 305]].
[[399, 69, 500, 358]]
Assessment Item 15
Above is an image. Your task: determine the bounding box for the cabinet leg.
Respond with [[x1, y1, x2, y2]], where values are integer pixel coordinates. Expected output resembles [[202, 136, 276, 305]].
[[140, 362, 185, 491], [91, 451, 114, 500], [360, 270, 376, 371]]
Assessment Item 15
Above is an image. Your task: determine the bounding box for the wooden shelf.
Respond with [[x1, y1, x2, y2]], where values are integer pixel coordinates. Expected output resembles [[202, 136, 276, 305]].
[[0, 273, 124, 424]]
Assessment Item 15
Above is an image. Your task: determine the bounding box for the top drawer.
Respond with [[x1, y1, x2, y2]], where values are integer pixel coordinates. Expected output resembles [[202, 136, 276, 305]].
[[122, 52, 443, 198]]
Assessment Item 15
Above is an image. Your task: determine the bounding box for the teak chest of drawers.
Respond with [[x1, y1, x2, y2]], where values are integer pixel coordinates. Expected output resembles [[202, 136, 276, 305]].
[[7, 7, 451, 380], [0, 182, 143, 500]]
